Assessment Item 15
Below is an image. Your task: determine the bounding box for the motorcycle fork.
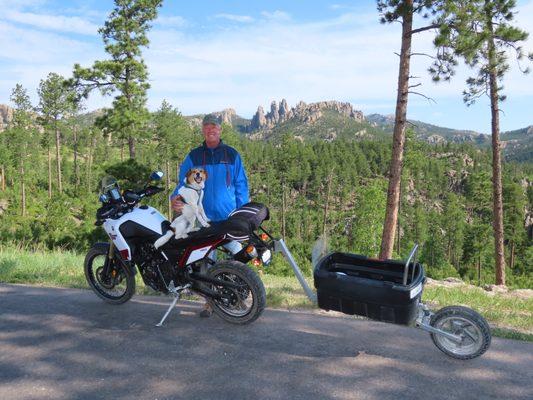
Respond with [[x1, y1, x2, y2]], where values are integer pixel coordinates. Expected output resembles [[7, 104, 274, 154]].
[[102, 241, 115, 278]]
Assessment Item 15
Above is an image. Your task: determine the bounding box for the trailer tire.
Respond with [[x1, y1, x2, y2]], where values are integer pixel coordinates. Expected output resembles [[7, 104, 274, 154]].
[[430, 306, 491, 360]]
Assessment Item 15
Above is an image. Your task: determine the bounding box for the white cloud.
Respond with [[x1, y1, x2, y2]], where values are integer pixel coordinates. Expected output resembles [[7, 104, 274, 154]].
[[1, 1, 531, 132], [214, 13, 254, 23], [1, 10, 99, 35], [155, 15, 188, 28], [0, 20, 107, 109], [261, 11, 291, 21]]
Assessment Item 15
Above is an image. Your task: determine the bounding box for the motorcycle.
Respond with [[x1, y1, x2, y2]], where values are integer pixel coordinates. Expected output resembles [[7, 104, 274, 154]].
[[85, 172, 272, 326]]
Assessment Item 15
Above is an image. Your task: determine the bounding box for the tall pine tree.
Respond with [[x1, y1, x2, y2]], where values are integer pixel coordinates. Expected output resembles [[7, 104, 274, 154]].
[[72, 0, 162, 159], [376, 0, 438, 259], [430, 0, 532, 285]]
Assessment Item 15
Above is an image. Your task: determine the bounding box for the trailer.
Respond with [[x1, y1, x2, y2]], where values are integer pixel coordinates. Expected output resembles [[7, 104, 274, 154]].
[[272, 239, 491, 360]]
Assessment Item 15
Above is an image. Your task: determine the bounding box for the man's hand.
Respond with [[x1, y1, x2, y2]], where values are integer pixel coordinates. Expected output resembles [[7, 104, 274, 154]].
[[171, 195, 185, 214]]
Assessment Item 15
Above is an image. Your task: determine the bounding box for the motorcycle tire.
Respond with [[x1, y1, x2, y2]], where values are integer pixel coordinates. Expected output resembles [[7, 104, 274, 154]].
[[84, 243, 135, 305], [206, 260, 266, 325]]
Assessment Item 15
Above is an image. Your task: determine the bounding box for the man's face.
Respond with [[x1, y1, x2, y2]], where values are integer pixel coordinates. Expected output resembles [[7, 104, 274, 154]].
[[202, 123, 221, 146]]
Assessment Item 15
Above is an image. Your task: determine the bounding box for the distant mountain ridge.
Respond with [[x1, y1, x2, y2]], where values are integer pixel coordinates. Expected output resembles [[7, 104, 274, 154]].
[[0, 101, 531, 161], [366, 113, 490, 145]]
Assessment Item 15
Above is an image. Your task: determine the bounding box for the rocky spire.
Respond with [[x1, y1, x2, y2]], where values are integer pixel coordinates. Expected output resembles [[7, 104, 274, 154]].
[[268, 101, 279, 124], [250, 106, 267, 131], [0, 104, 13, 132], [247, 99, 364, 133], [279, 99, 290, 122], [213, 108, 236, 125]]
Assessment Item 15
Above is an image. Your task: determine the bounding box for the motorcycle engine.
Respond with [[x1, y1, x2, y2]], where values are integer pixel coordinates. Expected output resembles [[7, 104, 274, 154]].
[[136, 244, 177, 293]]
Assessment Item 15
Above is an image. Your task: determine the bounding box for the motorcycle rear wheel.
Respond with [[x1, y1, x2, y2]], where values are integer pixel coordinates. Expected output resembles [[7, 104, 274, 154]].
[[206, 260, 266, 324], [84, 243, 135, 305]]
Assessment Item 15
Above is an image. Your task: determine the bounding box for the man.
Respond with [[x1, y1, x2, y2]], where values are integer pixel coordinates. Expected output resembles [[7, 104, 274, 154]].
[[171, 113, 250, 317]]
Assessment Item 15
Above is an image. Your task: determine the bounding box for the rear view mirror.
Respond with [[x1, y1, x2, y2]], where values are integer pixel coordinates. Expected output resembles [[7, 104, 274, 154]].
[[150, 171, 164, 181]]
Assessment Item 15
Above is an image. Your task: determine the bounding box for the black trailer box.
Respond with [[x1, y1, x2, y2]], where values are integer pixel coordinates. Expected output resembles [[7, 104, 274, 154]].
[[314, 252, 425, 326]]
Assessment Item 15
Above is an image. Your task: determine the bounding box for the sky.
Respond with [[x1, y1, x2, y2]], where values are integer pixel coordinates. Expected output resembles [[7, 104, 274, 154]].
[[0, 0, 532, 134]]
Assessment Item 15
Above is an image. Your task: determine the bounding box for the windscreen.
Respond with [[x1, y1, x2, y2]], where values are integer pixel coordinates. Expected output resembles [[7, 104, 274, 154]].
[[101, 176, 121, 200]]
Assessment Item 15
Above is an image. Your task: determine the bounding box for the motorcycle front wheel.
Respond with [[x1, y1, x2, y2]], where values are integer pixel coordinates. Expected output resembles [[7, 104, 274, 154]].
[[206, 260, 266, 324], [84, 243, 135, 305]]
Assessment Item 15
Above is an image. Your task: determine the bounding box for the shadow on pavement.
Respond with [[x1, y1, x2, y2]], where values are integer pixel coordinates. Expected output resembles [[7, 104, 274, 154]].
[[0, 284, 532, 400]]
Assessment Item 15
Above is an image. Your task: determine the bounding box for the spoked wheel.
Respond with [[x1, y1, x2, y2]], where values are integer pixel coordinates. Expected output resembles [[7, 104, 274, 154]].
[[430, 306, 491, 360], [206, 260, 266, 324], [84, 243, 135, 305]]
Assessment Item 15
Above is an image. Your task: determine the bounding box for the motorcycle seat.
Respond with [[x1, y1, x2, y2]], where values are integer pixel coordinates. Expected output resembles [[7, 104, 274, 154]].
[[161, 202, 269, 249]]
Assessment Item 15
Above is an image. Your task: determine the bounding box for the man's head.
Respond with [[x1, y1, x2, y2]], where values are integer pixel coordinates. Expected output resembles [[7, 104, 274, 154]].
[[202, 114, 221, 148]]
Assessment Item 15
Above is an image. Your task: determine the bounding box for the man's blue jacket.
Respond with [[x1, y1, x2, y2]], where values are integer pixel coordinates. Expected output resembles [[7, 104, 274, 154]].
[[171, 140, 250, 222]]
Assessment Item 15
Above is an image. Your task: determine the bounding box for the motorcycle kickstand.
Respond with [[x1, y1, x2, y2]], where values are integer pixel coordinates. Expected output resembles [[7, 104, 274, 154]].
[[155, 282, 190, 327]]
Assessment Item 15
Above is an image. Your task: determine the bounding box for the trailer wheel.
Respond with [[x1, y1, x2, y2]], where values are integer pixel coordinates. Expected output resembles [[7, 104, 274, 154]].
[[430, 306, 491, 360]]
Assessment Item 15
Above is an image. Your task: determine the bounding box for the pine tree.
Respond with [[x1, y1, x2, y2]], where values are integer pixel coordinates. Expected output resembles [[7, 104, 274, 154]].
[[430, 0, 532, 285], [71, 0, 163, 159], [151, 100, 191, 217], [7, 85, 35, 216], [38, 73, 78, 195], [376, 0, 439, 259], [503, 179, 526, 271]]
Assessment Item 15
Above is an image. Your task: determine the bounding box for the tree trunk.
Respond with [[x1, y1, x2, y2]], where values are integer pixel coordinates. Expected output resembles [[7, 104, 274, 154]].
[[322, 173, 333, 236], [73, 126, 79, 188], [0, 165, 5, 191], [87, 135, 95, 189], [128, 135, 136, 159], [379, 1, 413, 260], [55, 119, 62, 194], [510, 242, 515, 270], [21, 149, 26, 217], [48, 145, 52, 199], [488, 33, 506, 286], [397, 176, 402, 256], [477, 254, 481, 286]]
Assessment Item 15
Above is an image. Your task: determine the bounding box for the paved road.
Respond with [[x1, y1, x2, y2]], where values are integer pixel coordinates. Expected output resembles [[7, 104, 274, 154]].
[[0, 283, 532, 400]]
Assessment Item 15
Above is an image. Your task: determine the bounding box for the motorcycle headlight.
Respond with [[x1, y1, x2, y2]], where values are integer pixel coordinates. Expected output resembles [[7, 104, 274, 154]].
[[261, 249, 272, 265]]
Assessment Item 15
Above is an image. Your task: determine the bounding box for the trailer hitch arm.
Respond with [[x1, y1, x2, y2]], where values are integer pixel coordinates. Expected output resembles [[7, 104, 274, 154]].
[[273, 239, 317, 304]]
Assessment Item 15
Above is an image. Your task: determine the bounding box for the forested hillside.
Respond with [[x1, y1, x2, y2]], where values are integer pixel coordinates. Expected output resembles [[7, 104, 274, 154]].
[[0, 103, 531, 288]]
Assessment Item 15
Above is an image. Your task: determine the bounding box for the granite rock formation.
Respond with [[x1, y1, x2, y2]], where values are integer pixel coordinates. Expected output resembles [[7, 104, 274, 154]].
[[0, 104, 13, 132], [247, 99, 364, 132]]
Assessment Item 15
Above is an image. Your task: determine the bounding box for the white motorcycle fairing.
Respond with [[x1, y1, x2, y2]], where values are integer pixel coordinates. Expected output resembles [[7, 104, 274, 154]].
[[103, 206, 167, 261]]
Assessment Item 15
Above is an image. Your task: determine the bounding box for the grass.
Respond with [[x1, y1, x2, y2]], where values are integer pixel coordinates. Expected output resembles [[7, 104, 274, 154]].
[[1, 247, 531, 341]]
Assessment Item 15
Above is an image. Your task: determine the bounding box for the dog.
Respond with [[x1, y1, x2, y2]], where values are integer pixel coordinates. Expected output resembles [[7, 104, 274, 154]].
[[154, 168, 210, 249]]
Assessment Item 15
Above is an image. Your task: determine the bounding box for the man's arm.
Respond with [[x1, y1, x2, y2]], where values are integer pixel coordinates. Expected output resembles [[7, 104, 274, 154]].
[[233, 153, 249, 208]]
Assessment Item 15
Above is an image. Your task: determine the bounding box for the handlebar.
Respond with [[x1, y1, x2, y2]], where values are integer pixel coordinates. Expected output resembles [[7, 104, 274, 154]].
[[95, 185, 164, 225]]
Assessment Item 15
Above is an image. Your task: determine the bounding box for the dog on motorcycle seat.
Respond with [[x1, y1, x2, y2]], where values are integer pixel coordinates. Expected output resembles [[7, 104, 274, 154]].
[[154, 168, 210, 249]]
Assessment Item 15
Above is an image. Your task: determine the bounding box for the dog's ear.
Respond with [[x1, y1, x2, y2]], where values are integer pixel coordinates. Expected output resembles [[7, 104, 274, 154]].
[[184, 169, 194, 184], [202, 169, 208, 181]]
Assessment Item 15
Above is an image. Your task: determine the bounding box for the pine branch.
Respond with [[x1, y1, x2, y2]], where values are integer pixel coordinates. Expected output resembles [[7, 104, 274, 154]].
[[409, 23, 441, 35], [408, 91, 436, 104]]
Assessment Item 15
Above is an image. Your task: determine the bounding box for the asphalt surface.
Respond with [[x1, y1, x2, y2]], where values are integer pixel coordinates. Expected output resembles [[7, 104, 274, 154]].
[[0, 283, 532, 400]]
